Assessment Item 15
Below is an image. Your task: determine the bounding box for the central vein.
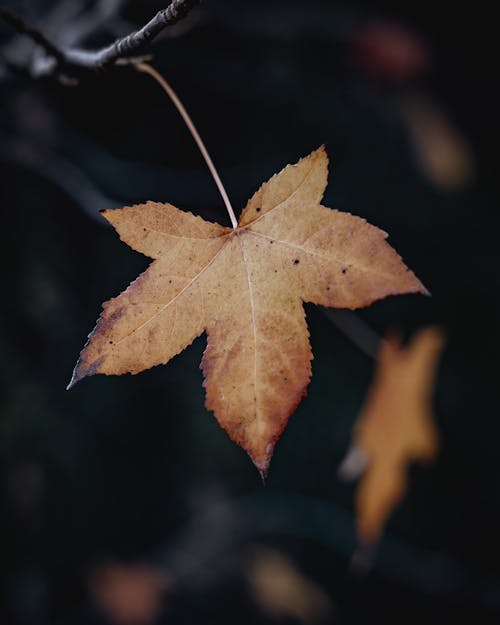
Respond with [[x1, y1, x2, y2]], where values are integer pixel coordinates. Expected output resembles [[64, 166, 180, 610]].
[[237, 233, 259, 421]]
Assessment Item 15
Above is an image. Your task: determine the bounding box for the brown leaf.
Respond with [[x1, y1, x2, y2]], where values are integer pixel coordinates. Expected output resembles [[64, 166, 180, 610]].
[[350, 327, 445, 544], [69, 147, 426, 477]]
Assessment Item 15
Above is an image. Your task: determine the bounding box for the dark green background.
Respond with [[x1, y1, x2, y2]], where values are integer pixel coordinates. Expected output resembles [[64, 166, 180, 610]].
[[1, 1, 499, 623]]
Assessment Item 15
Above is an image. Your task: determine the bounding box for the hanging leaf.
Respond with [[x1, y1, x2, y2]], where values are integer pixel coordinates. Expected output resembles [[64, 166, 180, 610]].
[[69, 147, 426, 476]]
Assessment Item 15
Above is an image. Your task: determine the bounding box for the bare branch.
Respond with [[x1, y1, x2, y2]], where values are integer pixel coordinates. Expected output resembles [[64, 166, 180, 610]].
[[322, 309, 384, 360], [0, 6, 65, 62], [0, 1, 201, 82]]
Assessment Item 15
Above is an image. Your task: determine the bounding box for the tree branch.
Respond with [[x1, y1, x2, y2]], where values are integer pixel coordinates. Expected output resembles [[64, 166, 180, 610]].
[[0, 7, 65, 62], [0, 1, 200, 82]]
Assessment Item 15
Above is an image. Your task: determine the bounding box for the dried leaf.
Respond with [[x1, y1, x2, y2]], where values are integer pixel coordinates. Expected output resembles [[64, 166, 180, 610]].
[[350, 327, 445, 543], [69, 147, 426, 476]]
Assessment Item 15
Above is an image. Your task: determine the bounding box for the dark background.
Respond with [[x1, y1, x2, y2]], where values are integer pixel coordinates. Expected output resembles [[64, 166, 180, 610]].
[[1, 1, 499, 623]]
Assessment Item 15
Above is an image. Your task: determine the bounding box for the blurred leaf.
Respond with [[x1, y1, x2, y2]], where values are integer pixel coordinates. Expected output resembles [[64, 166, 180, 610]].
[[89, 561, 167, 625], [342, 327, 445, 544], [249, 548, 334, 624], [351, 20, 430, 83], [402, 95, 475, 191]]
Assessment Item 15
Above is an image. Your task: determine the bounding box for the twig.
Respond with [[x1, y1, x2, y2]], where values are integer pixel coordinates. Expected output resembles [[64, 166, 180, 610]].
[[322, 309, 385, 360], [74, 1, 200, 67], [0, 131, 116, 221], [0, 1, 200, 81], [0, 7, 65, 62]]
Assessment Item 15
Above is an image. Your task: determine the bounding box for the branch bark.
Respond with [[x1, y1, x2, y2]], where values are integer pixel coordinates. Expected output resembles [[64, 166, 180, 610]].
[[0, 1, 200, 82]]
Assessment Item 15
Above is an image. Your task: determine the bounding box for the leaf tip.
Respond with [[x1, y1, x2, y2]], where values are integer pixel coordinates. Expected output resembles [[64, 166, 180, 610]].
[[250, 443, 274, 482], [99, 208, 114, 223], [403, 269, 430, 299], [66, 369, 81, 390], [253, 457, 270, 483], [312, 143, 329, 164], [409, 271, 430, 297], [66, 355, 104, 390]]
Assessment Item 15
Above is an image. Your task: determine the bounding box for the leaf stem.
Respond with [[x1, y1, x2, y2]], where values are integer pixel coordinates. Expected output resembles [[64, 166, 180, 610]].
[[135, 62, 238, 229]]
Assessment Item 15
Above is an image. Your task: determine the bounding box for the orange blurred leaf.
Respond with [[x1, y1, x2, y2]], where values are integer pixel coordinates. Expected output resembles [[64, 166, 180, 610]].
[[89, 562, 167, 625], [348, 327, 445, 544]]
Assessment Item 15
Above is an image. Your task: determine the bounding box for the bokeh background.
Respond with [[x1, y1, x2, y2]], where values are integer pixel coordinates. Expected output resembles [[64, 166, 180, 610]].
[[1, 1, 499, 623]]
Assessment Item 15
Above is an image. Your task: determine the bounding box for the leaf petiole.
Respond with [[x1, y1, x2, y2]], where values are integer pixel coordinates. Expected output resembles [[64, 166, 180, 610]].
[[135, 62, 238, 229]]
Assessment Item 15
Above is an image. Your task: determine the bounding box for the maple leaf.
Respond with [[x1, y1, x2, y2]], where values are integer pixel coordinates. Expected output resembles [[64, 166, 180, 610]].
[[69, 147, 427, 477], [343, 327, 445, 544]]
